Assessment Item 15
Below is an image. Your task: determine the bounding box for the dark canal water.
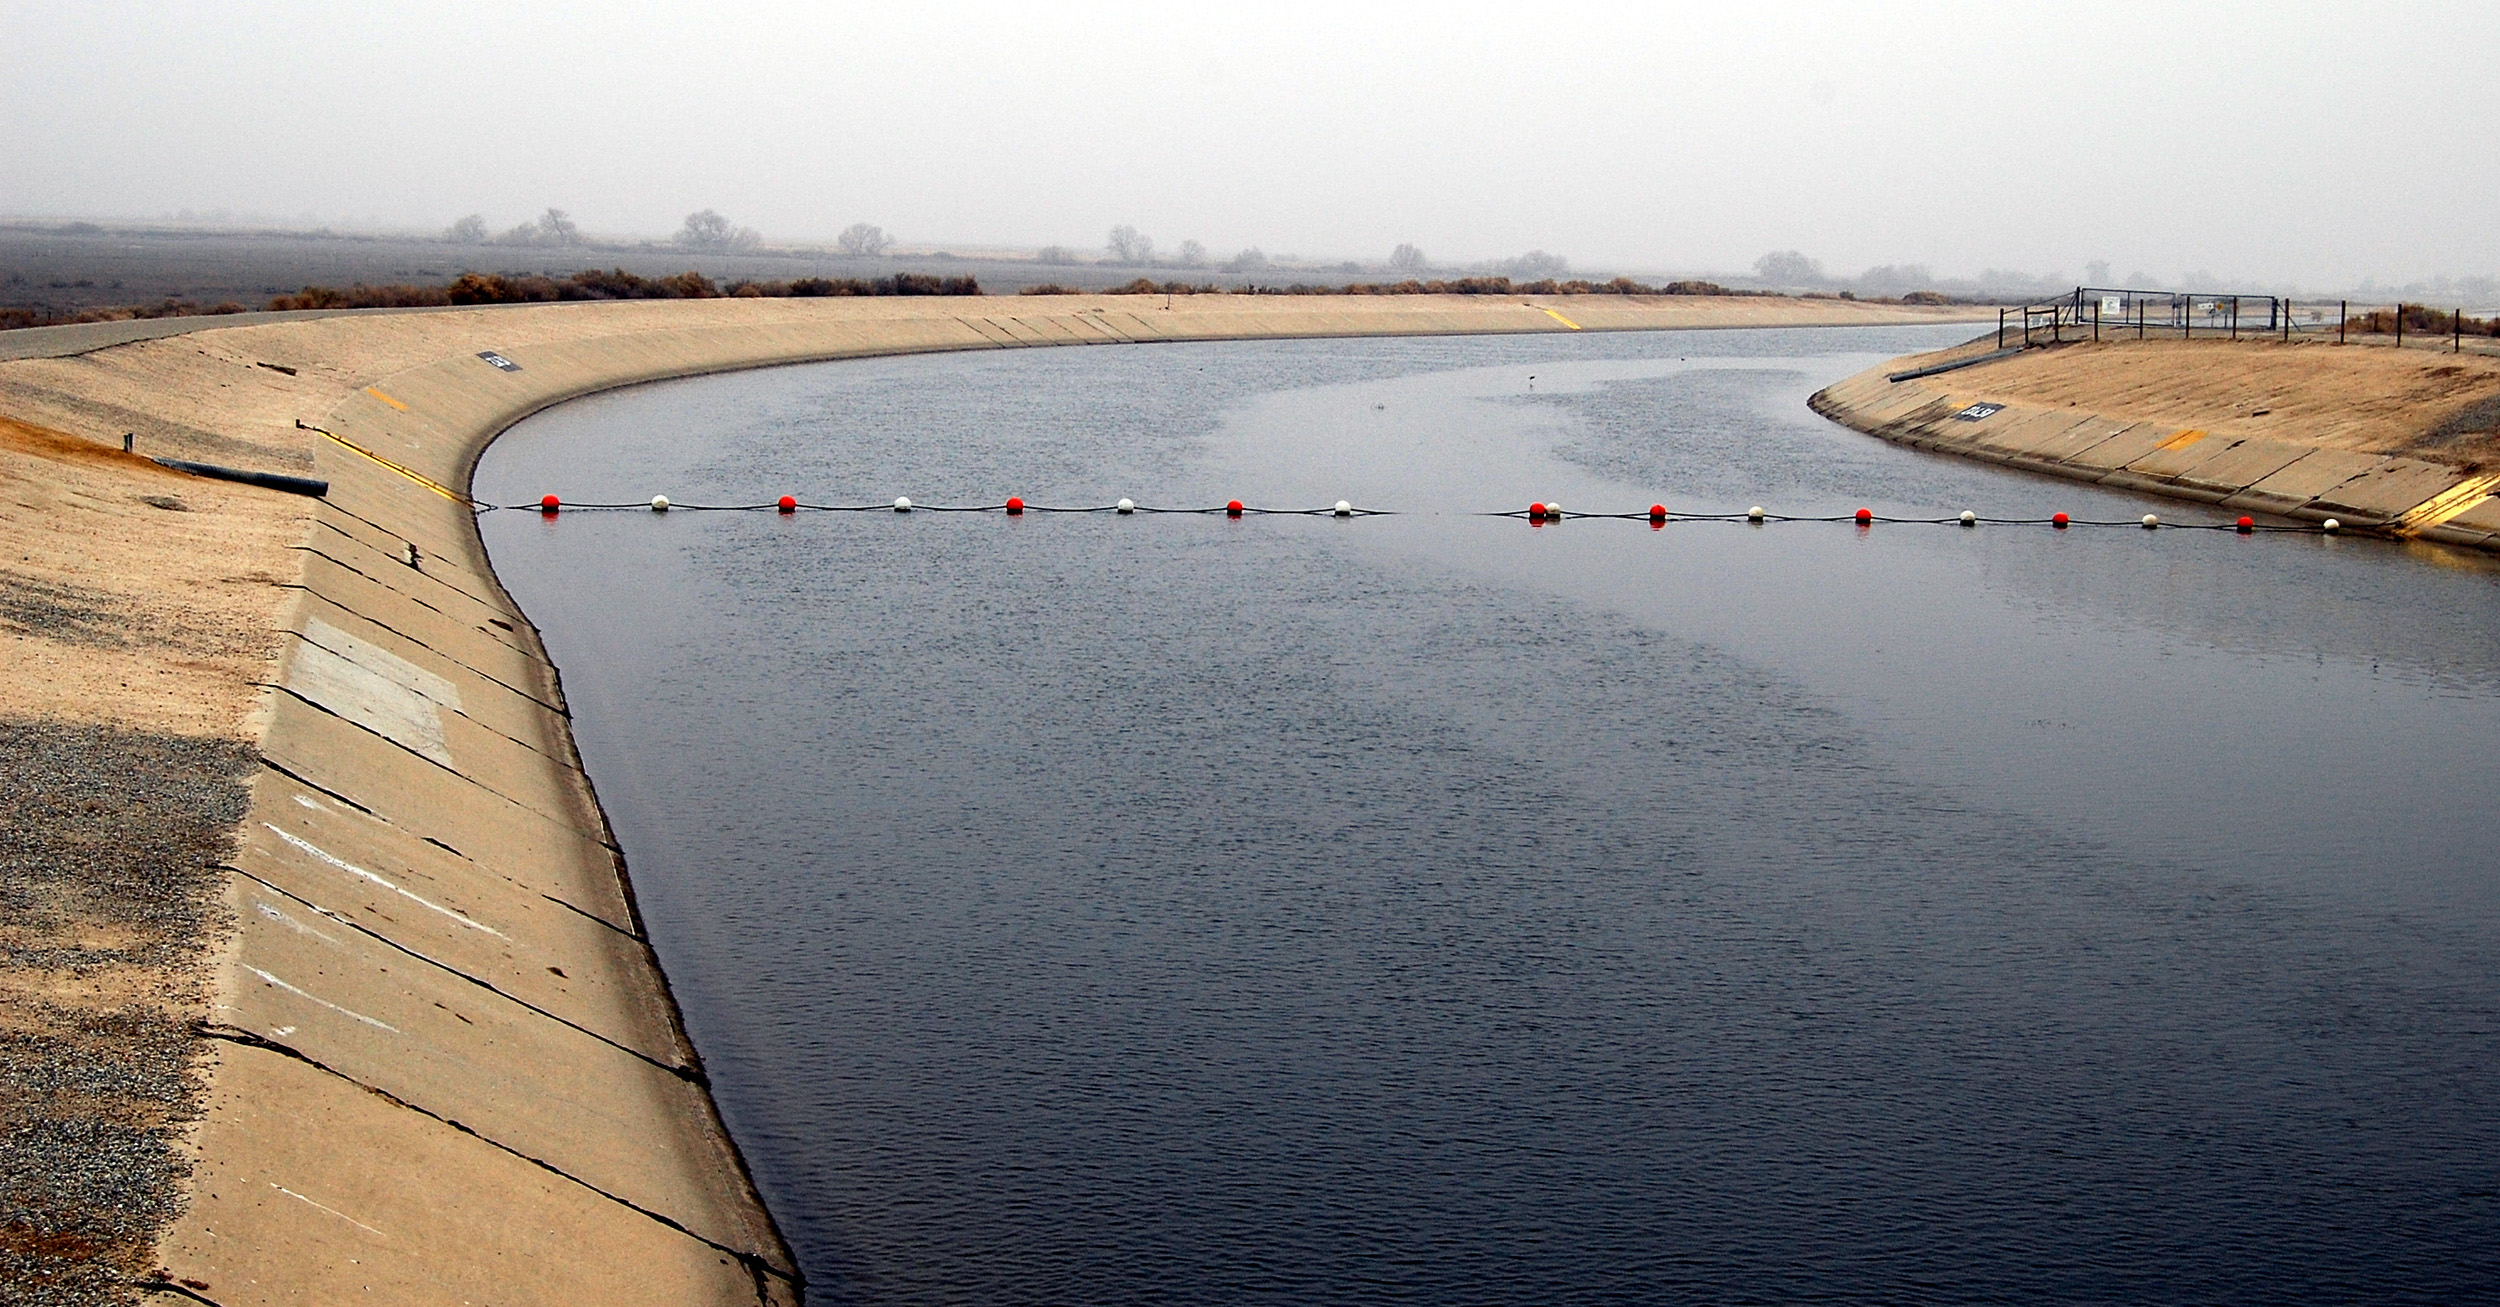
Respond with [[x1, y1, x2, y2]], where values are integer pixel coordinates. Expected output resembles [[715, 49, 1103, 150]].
[[476, 326, 2500, 1304]]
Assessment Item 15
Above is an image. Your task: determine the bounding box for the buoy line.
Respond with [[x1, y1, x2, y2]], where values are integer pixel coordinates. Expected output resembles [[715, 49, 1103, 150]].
[[500, 497, 1392, 516], [497, 496, 2348, 535]]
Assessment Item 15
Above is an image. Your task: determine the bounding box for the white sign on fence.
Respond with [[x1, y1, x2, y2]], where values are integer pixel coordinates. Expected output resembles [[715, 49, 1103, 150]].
[[2101, 296, 2124, 318]]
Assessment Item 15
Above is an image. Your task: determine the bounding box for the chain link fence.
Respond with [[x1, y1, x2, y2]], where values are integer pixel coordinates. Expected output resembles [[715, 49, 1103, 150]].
[[2000, 287, 2500, 355]]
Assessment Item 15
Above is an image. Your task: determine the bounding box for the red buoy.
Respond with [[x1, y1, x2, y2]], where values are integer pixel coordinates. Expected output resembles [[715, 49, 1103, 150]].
[[1006, 496, 1025, 514], [539, 494, 560, 513], [1649, 504, 1668, 522], [2236, 515, 2255, 533], [1226, 500, 1244, 517], [1854, 507, 1873, 524], [1528, 502, 1547, 519], [777, 495, 797, 513], [2052, 512, 2070, 528]]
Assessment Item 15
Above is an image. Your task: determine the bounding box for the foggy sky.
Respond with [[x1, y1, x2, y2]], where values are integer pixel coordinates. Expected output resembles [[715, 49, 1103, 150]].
[[5, 1, 2495, 289]]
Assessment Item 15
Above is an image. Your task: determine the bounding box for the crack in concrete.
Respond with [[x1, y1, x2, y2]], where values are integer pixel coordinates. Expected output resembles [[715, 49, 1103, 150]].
[[194, 1028, 801, 1291], [226, 864, 702, 1080], [292, 586, 566, 718], [253, 759, 639, 936], [257, 683, 596, 835], [284, 617, 578, 769]]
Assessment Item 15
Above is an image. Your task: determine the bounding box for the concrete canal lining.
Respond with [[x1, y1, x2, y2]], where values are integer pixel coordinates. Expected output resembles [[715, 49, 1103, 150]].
[[1809, 336, 2500, 548], [0, 292, 1989, 1304]]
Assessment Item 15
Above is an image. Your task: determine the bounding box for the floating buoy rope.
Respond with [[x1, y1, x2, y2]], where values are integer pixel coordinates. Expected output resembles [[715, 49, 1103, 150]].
[[491, 495, 2348, 535]]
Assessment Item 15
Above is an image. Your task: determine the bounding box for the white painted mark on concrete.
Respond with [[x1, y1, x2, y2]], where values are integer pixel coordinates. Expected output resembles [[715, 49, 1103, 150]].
[[284, 618, 461, 766], [294, 794, 322, 810], [254, 899, 339, 945], [245, 966, 399, 1033], [270, 1182, 387, 1237], [262, 824, 506, 938]]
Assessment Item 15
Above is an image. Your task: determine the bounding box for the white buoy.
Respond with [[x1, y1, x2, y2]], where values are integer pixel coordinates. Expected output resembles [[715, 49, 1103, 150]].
[[2322, 518, 2341, 534], [1959, 510, 1978, 526], [1116, 498, 1135, 514], [650, 495, 670, 512], [1333, 500, 1353, 517], [1747, 505, 1766, 521], [1547, 502, 1563, 519], [2141, 513, 2160, 529], [893, 496, 913, 512]]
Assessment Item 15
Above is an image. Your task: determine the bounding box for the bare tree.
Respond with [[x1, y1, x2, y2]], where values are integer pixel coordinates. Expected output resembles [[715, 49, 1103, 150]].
[[1037, 245, 1076, 265], [1500, 250, 1569, 279], [444, 214, 487, 244], [835, 222, 892, 257], [1752, 250, 1824, 286], [1223, 246, 1268, 273], [1176, 239, 1207, 268], [496, 208, 581, 247], [676, 209, 761, 252], [1389, 243, 1425, 273], [1105, 224, 1155, 264]]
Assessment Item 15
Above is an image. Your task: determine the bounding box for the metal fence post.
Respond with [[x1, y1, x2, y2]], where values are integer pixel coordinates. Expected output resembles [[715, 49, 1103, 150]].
[[1997, 308, 2005, 349], [2397, 304, 2404, 347], [2340, 300, 2347, 344]]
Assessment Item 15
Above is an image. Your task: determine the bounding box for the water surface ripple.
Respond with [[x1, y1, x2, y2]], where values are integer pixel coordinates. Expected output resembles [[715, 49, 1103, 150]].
[[478, 327, 2500, 1304]]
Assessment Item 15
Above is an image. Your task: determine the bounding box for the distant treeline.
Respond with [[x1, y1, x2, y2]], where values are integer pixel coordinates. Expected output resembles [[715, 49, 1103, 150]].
[[2343, 305, 2499, 337], [0, 268, 982, 328], [0, 297, 249, 331], [1026, 275, 1764, 298], [275, 268, 981, 309]]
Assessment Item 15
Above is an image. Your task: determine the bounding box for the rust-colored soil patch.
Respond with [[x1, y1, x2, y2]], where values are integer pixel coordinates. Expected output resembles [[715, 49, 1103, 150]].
[[0, 414, 306, 738]]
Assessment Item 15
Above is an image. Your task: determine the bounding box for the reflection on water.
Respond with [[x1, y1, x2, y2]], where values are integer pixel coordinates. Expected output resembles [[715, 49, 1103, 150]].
[[480, 327, 2500, 1303]]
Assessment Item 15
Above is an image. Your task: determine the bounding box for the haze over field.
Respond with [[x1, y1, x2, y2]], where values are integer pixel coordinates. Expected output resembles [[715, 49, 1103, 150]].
[[4, 0, 2496, 293]]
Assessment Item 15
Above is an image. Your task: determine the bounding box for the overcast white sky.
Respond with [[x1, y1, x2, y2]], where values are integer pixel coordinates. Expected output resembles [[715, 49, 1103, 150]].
[[4, 1, 2494, 288]]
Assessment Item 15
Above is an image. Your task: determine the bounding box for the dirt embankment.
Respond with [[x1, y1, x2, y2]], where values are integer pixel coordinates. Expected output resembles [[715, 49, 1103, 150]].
[[1809, 336, 2500, 548], [0, 414, 305, 1304], [1912, 337, 2500, 469]]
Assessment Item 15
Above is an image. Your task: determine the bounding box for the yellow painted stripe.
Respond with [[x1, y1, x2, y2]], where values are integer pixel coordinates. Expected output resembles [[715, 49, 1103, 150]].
[[2395, 473, 2500, 533], [313, 427, 468, 504], [1539, 307, 1583, 330], [363, 386, 408, 411], [2154, 428, 2208, 451]]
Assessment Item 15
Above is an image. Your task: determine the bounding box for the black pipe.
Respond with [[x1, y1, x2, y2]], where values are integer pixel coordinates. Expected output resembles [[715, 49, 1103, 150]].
[[1888, 347, 2025, 382], [151, 457, 328, 497]]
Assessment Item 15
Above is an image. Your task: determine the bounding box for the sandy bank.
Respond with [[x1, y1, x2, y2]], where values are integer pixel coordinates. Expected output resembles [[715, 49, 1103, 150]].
[[0, 291, 1987, 1304], [1809, 335, 2500, 549]]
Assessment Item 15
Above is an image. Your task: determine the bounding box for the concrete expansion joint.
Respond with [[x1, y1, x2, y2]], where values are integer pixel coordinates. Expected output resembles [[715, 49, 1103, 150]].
[[255, 680, 599, 833], [221, 862, 707, 1078], [540, 886, 650, 940], [258, 757, 377, 818], [287, 595, 570, 719], [279, 629, 582, 774], [310, 515, 531, 624], [253, 761, 634, 934], [288, 544, 456, 620], [192, 1025, 796, 1286]]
